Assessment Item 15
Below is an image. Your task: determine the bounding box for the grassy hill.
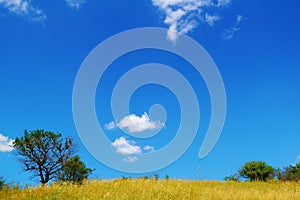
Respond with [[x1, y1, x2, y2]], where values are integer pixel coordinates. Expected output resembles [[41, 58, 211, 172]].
[[1, 179, 300, 199]]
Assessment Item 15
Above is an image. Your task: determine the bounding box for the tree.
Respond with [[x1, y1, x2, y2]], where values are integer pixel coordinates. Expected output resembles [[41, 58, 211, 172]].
[[58, 155, 93, 184], [13, 129, 73, 185], [276, 162, 300, 181], [0, 177, 6, 190], [239, 161, 274, 182]]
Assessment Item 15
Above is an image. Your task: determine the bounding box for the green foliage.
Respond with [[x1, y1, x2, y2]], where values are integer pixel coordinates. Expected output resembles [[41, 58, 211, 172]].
[[58, 155, 93, 184], [239, 161, 274, 182], [276, 162, 300, 181], [0, 177, 6, 190], [13, 129, 74, 184], [224, 174, 239, 182], [165, 175, 170, 180]]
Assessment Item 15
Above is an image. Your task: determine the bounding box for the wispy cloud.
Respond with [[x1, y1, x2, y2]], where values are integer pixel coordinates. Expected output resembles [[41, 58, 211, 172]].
[[222, 14, 245, 40], [143, 145, 155, 153], [0, 0, 84, 21], [65, 0, 85, 9], [123, 156, 138, 163], [111, 136, 155, 162], [105, 112, 164, 133], [105, 121, 118, 130], [0, 133, 14, 152], [152, 0, 231, 42], [0, 0, 47, 21]]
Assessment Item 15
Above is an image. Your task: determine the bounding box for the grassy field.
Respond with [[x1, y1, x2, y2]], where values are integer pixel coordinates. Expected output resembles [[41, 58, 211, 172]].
[[1, 179, 300, 200]]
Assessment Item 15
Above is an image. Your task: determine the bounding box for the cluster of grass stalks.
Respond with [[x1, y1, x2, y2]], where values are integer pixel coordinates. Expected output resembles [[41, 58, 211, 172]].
[[1, 179, 300, 199]]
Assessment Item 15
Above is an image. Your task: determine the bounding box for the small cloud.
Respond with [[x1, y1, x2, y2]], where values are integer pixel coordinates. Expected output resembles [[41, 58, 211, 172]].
[[204, 13, 220, 27], [216, 0, 231, 7], [152, 0, 231, 43], [236, 14, 244, 23], [123, 156, 138, 163], [105, 112, 164, 133], [0, 0, 47, 21], [111, 137, 142, 155], [143, 145, 155, 153], [222, 14, 246, 40], [296, 155, 300, 162], [105, 121, 118, 130], [111, 137, 155, 162], [65, 0, 85, 9], [0, 133, 14, 152]]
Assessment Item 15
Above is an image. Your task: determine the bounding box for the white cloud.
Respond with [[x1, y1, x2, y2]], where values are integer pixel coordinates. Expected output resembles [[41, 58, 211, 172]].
[[0, 0, 47, 21], [105, 112, 164, 133], [236, 14, 244, 23], [111, 137, 142, 155], [65, 0, 85, 9], [111, 137, 156, 162], [123, 156, 138, 163], [0, 133, 14, 152], [105, 121, 118, 130], [0, 0, 84, 21], [222, 14, 245, 40], [204, 13, 220, 27], [143, 145, 155, 152], [216, 0, 231, 7], [152, 0, 231, 42]]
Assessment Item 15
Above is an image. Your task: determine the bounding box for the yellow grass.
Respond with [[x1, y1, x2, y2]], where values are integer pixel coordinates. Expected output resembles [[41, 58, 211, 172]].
[[1, 179, 300, 200]]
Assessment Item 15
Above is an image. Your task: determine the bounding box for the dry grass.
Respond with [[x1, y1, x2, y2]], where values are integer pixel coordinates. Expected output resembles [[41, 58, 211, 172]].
[[1, 179, 300, 200]]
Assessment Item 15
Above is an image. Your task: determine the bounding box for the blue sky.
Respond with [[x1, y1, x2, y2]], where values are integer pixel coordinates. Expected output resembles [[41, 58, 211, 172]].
[[0, 0, 300, 185]]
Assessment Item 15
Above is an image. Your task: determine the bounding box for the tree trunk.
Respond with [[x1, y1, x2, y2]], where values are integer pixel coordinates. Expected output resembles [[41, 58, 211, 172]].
[[39, 166, 45, 184]]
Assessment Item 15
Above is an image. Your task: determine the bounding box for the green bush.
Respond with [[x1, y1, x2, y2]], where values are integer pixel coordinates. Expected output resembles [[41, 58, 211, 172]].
[[239, 161, 274, 182], [276, 162, 300, 181], [224, 174, 240, 182], [58, 155, 93, 184]]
